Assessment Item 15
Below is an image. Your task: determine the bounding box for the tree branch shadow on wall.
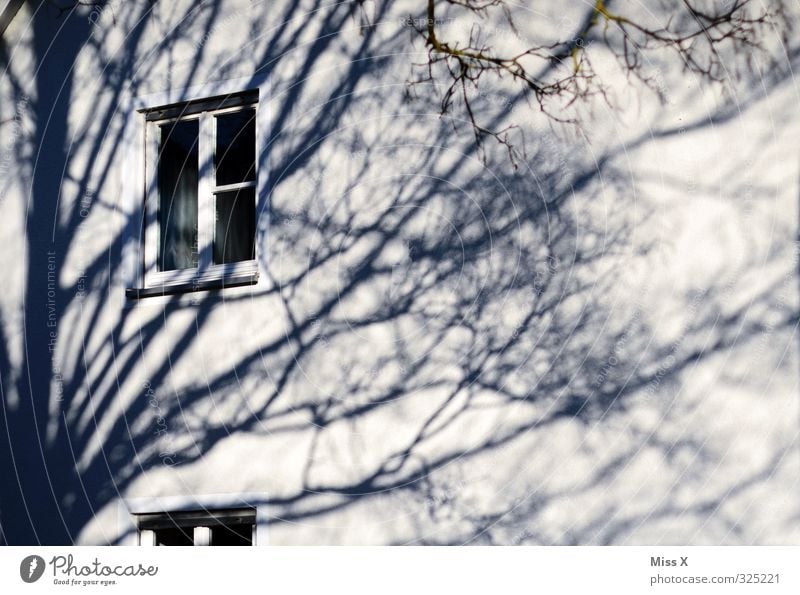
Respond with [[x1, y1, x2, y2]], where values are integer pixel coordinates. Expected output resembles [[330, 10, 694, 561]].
[[0, 0, 797, 545]]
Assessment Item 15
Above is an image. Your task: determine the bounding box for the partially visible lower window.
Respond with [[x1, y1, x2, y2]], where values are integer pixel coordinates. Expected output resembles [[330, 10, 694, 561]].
[[136, 508, 256, 546]]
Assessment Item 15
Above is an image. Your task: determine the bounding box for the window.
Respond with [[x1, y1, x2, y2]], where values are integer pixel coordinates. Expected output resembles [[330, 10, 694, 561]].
[[136, 508, 256, 546], [119, 492, 267, 546], [126, 90, 260, 298]]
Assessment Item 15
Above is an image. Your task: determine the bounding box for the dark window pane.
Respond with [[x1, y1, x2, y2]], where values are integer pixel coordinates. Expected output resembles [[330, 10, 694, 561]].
[[215, 108, 256, 185], [214, 188, 255, 264], [154, 527, 194, 546], [211, 523, 253, 546], [158, 120, 199, 271]]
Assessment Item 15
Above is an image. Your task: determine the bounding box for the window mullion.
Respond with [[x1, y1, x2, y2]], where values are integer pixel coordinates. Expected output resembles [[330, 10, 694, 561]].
[[197, 112, 215, 272], [193, 526, 212, 546], [213, 180, 257, 193], [139, 529, 156, 546]]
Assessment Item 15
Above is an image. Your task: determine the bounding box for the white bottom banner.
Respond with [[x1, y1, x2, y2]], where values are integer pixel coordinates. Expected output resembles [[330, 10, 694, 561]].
[[0, 546, 797, 594]]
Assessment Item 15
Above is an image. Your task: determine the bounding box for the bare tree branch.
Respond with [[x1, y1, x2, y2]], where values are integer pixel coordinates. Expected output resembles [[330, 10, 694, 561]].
[[411, 0, 788, 163]]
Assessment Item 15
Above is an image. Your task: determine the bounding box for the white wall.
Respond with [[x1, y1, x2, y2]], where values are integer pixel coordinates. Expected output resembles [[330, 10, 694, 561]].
[[0, 0, 797, 545]]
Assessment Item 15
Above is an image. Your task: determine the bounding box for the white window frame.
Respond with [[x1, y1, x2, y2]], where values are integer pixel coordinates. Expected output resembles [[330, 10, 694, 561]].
[[121, 76, 270, 300], [117, 493, 269, 546]]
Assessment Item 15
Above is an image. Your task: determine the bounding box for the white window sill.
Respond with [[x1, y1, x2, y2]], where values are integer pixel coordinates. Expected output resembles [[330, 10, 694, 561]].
[[126, 268, 259, 299]]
